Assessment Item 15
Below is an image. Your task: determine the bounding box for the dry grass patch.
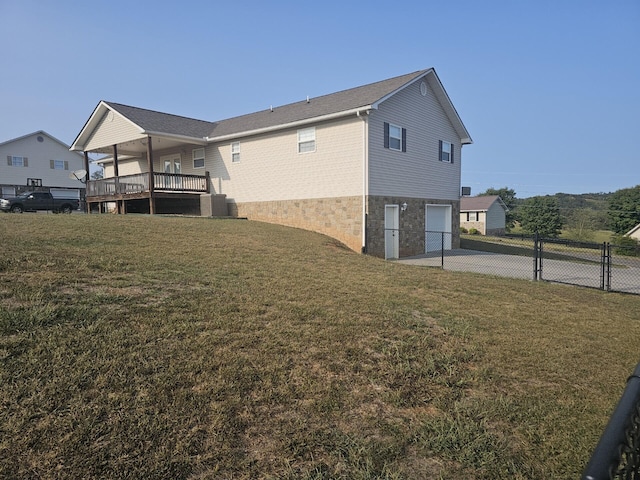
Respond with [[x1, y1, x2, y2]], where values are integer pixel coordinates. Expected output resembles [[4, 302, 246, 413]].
[[0, 214, 639, 479]]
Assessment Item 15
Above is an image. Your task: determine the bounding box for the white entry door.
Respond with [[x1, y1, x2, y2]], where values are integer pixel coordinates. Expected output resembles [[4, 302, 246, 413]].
[[425, 204, 452, 253], [384, 205, 399, 259], [161, 154, 182, 189]]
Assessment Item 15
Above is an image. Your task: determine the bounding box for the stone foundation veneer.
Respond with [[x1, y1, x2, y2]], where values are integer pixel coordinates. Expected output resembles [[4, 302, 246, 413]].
[[227, 195, 460, 258], [229, 196, 364, 252]]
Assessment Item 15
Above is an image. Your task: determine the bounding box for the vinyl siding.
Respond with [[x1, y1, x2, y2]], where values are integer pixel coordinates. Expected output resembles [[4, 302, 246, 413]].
[[84, 111, 145, 151], [0, 133, 84, 188], [368, 79, 462, 201], [103, 158, 147, 177], [102, 144, 209, 178], [485, 202, 506, 230], [209, 116, 364, 202]]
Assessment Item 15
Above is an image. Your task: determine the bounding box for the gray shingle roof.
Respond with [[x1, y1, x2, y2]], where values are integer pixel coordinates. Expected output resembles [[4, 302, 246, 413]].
[[105, 102, 216, 139], [207, 69, 430, 138], [460, 196, 505, 212], [105, 70, 431, 140]]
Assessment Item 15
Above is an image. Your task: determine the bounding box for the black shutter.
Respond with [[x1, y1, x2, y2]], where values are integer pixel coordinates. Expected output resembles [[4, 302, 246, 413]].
[[402, 128, 407, 152], [7, 156, 11, 166], [384, 122, 389, 149], [451, 144, 454, 164], [438, 140, 443, 162]]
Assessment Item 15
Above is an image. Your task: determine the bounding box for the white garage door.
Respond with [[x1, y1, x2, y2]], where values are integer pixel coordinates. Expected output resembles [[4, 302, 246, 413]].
[[425, 204, 452, 253]]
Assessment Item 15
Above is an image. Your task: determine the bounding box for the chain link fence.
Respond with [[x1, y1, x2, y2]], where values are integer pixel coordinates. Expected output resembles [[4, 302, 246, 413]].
[[582, 362, 640, 480], [397, 233, 640, 296]]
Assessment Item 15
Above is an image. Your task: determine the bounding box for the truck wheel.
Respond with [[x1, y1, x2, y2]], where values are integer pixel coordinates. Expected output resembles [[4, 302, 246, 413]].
[[61, 205, 73, 214], [11, 205, 23, 213]]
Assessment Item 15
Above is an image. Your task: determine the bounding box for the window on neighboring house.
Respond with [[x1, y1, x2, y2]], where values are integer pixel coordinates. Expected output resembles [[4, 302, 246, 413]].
[[298, 127, 316, 153], [467, 212, 478, 222], [384, 122, 406, 152], [439, 141, 454, 163], [193, 148, 205, 168], [7, 156, 27, 167], [50, 160, 68, 170], [231, 142, 241, 162]]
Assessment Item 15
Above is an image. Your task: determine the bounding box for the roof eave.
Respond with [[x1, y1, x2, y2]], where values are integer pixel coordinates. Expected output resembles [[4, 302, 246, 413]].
[[70, 101, 134, 152], [142, 131, 208, 145], [205, 106, 372, 143]]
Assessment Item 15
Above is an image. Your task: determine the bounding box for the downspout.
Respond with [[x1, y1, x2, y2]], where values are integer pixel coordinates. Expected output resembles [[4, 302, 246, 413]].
[[357, 110, 369, 253]]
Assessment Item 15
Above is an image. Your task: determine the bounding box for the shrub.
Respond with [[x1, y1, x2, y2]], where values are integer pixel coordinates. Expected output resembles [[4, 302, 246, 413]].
[[468, 228, 479, 235], [612, 234, 640, 256], [460, 227, 468, 234]]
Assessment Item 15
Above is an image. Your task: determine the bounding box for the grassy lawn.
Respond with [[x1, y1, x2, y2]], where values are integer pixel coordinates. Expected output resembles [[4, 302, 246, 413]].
[[1, 215, 639, 479]]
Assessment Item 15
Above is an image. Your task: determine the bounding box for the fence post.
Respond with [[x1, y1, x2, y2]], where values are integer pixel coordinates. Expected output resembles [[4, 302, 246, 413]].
[[600, 242, 606, 291], [539, 239, 544, 281], [533, 233, 539, 281], [441, 231, 445, 269], [606, 242, 611, 292]]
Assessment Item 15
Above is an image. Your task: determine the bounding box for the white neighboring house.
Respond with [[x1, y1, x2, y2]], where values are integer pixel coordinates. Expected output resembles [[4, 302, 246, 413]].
[[460, 195, 508, 236], [0, 131, 86, 200], [626, 223, 640, 241], [71, 68, 472, 258]]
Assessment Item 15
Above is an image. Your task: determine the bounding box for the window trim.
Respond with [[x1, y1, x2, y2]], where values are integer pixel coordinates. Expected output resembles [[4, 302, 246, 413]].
[[384, 122, 407, 152], [51, 159, 68, 170], [439, 140, 454, 163], [192, 148, 205, 169], [389, 124, 402, 151], [231, 142, 241, 163], [7, 155, 27, 167], [297, 127, 316, 154]]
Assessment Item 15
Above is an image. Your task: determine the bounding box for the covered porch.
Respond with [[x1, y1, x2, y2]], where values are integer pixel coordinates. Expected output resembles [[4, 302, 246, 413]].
[[70, 101, 217, 215]]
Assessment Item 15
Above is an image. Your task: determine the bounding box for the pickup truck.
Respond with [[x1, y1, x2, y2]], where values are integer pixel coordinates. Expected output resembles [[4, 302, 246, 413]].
[[0, 192, 79, 214]]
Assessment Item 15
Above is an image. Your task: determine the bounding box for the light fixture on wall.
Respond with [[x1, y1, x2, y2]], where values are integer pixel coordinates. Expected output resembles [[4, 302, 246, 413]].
[[400, 202, 408, 212]]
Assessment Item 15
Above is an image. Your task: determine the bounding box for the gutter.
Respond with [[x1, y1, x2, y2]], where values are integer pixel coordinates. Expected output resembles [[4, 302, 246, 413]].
[[142, 131, 208, 145], [205, 106, 373, 143]]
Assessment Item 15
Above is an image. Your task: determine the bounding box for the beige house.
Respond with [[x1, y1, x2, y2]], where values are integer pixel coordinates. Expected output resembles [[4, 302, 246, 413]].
[[70, 68, 472, 258], [460, 195, 508, 236], [0, 131, 85, 200], [626, 223, 640, 241]]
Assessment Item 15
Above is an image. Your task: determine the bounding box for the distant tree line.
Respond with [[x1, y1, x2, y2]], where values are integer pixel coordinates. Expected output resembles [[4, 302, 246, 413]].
[[477, 185, 640, 242]]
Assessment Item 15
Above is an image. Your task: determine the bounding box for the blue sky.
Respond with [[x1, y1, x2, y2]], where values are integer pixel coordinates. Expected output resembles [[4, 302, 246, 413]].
[[1, 0, 638, 197]]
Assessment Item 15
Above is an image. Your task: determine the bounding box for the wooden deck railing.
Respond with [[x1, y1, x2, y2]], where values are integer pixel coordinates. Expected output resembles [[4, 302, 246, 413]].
[[87, 172, 209, 197]]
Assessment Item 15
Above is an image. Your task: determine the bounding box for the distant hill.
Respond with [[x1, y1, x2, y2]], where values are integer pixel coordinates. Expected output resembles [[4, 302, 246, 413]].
[[512, 192, 612, 231], [514, 192, 611, 210]]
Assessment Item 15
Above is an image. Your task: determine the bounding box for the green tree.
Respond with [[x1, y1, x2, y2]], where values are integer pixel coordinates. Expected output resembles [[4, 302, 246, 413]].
[[479, 186, 517, 231], [563, 208, 601, 241], [608, 185, 640, 234], [518, 196, 563, 237]]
